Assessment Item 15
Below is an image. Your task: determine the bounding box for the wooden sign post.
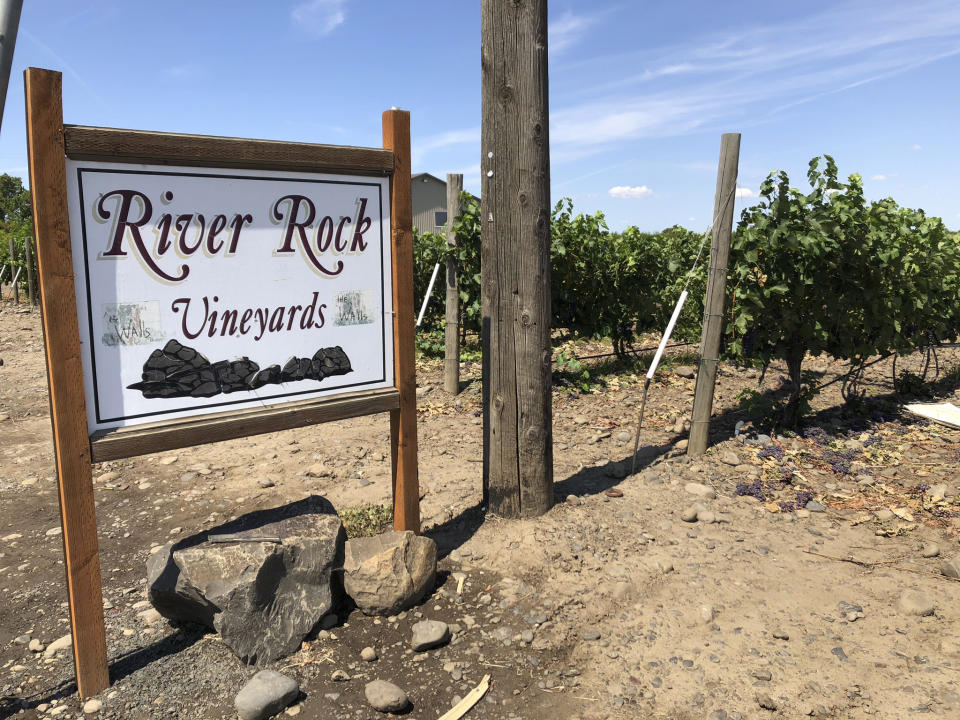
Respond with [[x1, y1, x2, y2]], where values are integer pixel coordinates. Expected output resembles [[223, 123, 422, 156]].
[[25, 66, 418, 698]]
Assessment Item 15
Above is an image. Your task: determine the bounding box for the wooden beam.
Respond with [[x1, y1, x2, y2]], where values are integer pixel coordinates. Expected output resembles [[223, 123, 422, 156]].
[[382, 109, 420, 533], [481, 0, 554, 518], [91, 388, 400, 463], [63, 125, 395, 175], [444, 173, 463, 394], [25, 67, 110, 698], [688, 133, 741, 456]]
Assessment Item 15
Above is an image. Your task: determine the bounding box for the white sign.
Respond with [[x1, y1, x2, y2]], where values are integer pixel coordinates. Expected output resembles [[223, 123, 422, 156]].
[[65, 161, 394, 434]]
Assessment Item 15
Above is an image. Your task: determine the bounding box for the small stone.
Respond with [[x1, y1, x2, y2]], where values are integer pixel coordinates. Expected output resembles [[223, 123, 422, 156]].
[[138, 608, 163, 625], [332, 669, 350, 682], [751, 669, 772, 681], [13, 634, 31, 645], [44, 633, 71, 657], [805, 500, 826, 512], [82, 698, 102, 714], [772, 629, 789, 640], [940, 555, 960, 579], [757, 693, 777, 710], [684, 482, 717, 499], [709, 711, 728, 720], [898, 588, 934, 617], [45, 526, 62, 537], [674, 366, 696, 379], [837, 601, 864, 622], [364, 680, 408, 713], [234, 670, 299, 720], [929, 484, 947, 502], [921, 543, 940, 558], [28, 638, 45, 652], [410, 619, 450, 651], [875, 509, 895, 522], [681, 505, 701, 523], [697, 510, 716, 524], [361, 646, 378, 662], [582, 630, 601, 641], [720, 451, 740, 466], [258, 478, 275, 489], [699, 605, 715, 623]]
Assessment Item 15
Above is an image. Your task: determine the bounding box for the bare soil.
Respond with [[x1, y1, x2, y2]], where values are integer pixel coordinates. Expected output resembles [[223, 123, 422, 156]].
[[2, 297, 960, 720]]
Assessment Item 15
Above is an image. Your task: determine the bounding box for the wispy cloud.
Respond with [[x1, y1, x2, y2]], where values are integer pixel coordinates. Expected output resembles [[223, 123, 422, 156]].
[[161, 64, 199, 81], [735, 187, 757, 199], [21, 29, 100, 101], [911, 144, 924, 151], [609, 185, 653, 199], [871, 174, 888, 181], [549, 0, 960, 157], [292, 0, 347, 37], [412, 128, 479, 167], [549, 10, 602, 55]]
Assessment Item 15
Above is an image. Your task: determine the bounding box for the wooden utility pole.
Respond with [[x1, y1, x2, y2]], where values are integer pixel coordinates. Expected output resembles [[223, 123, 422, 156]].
[[444, 173, 463, 394], [688, 133, 740, 456], [480, 0, 553, 517]]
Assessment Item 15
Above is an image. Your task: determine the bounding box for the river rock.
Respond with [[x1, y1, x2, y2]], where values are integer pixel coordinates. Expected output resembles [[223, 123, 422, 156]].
[[147, 495, 344, 664], [234, 670, 299, 720], [941, 555, 960, 579], [898, 588, 934, 617], [364, 680, 409, 713], [684, 482, 717, 499], [411, 619, 450, 651], [343, 531, 436, 616]]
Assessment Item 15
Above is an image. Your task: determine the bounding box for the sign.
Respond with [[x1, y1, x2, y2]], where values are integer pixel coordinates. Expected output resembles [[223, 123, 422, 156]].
[[26, 66, 419, 699], [66, 163, 393, 433]]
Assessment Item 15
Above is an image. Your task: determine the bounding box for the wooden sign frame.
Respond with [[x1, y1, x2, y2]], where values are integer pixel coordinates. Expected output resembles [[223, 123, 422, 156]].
[[24, 67, 419, 697]]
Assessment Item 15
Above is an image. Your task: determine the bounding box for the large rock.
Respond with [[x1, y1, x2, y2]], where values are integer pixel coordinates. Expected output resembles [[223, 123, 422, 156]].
[[343, 531, 436, 615], [147, 496, 344, 664]]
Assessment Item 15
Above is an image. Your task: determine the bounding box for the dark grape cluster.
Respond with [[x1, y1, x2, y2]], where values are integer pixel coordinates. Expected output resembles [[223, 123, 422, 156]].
[[909, 483, 931, 495], [796, 490, 814, 507], [822, 448, 858, 475], [779, 501, 796, 513], [863, 434, 882, 447], [803, 426, 830, 446], [757, 445, 784, 461], [735, 480, 766, 501]]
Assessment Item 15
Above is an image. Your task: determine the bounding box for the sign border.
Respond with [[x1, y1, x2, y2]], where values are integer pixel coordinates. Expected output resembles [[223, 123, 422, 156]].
[[71, 165, 390, 427]]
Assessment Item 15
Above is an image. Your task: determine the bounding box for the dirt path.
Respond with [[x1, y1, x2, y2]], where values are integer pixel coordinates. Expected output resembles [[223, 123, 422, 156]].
[[2, 298, 960, 719]]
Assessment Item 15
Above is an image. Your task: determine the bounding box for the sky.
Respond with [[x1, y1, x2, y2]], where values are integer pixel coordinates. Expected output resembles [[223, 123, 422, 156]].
[[0, 0, 958, 232]]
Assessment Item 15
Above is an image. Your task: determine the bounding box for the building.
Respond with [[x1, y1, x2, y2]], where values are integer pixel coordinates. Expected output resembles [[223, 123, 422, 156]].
[[411, 173, 478, 235]]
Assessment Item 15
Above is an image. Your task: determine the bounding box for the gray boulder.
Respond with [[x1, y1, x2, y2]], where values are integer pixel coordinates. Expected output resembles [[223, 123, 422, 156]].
[[235, 670, 299, 720], [148, 496, 344, 664], [343, 531, 436, 615]]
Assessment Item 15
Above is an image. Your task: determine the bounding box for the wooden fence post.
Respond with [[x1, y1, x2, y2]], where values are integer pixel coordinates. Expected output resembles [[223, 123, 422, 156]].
[[480, 0, 553, 517], [382, 109, 420, 533], [24, 67, 110, 697], [8, 236, 17, 304], [444, 173, 463, 394], [25, 235, 35, 305], [688, 133, 740, 456]]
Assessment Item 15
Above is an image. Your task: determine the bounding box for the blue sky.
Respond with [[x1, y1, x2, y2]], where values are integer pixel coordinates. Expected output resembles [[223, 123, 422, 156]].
[[1, 0, 958, 232]]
